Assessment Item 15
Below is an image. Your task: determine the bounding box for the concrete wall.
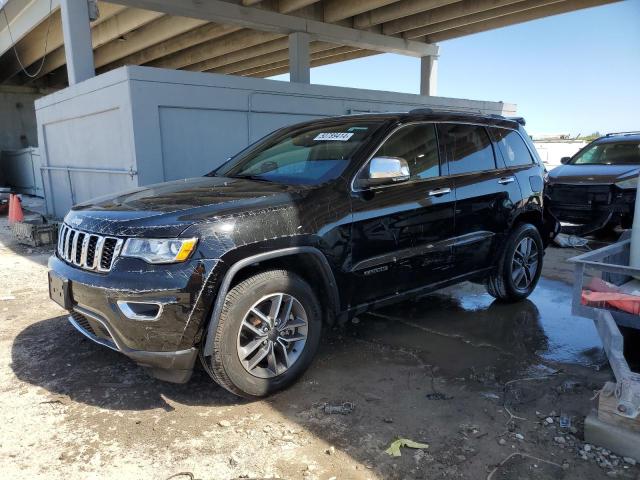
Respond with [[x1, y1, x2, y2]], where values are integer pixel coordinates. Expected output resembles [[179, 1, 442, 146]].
[[0, 85, 50, 151], [36, 65, 516, 218]]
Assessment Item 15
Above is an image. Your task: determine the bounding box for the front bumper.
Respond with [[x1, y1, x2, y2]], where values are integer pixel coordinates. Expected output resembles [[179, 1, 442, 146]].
[[547, 184, 635, 233], [49, 253, 220, 383]]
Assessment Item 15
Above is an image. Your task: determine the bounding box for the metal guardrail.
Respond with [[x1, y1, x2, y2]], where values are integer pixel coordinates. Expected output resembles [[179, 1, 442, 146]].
[[570, 235, 640, 419], [39, 165, 137, 209]]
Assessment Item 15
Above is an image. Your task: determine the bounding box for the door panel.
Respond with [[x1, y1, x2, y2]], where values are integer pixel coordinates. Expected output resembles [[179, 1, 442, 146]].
[[348, 123, 455, 307], [349, 179, 456, 305], [437, 123, 520, 273]]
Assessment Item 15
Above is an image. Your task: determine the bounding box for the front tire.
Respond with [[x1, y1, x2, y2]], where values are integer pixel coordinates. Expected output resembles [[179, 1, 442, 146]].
[[205, 269, 321, 398], [486, 223, 544, 302]]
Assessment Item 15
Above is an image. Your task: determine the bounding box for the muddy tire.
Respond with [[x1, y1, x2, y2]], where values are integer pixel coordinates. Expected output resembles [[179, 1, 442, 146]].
[[486, 223, 543, 303], [205, 269, 321, 398]]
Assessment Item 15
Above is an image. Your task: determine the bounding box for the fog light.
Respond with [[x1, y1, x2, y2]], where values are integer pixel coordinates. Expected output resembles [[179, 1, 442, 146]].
[[117, 301, 162, 321]]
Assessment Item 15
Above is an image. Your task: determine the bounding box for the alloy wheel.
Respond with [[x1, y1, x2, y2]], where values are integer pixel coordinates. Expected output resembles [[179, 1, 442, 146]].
[[236, 293, 308, 379], [511, 236, 539, 290]]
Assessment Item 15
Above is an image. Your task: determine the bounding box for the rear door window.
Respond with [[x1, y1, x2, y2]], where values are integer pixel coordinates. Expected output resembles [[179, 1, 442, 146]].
[[490, 128, 534, 167], [438, 124, 496, 175]]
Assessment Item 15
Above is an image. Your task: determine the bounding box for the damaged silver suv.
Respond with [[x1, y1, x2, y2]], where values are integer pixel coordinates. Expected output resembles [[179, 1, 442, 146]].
[[48, 110, 557, 397]]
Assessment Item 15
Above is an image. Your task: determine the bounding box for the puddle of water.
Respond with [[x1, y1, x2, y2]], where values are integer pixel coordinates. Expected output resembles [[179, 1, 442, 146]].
[[367, 278, 604, 369]]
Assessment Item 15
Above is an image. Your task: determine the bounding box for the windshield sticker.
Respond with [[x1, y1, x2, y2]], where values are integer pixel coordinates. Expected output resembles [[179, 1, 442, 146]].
[[314, 132, 354, 141]]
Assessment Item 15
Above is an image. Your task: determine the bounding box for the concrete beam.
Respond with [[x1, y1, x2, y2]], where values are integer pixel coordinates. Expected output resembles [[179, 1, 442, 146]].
[[211, 41, 340, 75], [0, 2, 125, 82], [323, 0, 400, 23], [59, 0, 94, 84], [288, 31, 310, 83], [384, 0, 533, 35], [353, 0, 459, 29], [420, 54, 437, 96], [34, 9, 165, 78], [237, 45, 362, 77], [426, 0, 618, 42], [148, 29, 283, 70], [185, 36, 287, 72], [99, 23, 240, 72], [408, 0, 566, 38], [0, 0, 60, 57], [248, 49, 378, 78], [279, 0, 322, 14], [106, 0, 438, 57]]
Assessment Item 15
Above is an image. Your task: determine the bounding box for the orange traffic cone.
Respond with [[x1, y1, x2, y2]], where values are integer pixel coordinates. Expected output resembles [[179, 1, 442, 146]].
[[8, 194, 24, 224]]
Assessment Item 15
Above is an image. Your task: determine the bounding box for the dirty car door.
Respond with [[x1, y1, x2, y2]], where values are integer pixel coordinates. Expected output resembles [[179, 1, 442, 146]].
[[438, 123, 520, 274], [348, 123, 456, 306]]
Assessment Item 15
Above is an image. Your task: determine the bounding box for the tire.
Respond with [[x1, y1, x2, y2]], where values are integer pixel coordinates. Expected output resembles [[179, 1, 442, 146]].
[[205, 269, 322, 398], [486, 223, 544, 303]]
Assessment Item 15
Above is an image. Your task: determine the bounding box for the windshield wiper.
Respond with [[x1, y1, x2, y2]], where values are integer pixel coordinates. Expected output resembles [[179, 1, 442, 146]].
[[231, 174, 272, 182]]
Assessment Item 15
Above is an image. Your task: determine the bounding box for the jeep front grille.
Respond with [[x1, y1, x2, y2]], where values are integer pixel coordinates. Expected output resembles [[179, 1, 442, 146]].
[[57, 224, 123, 272]]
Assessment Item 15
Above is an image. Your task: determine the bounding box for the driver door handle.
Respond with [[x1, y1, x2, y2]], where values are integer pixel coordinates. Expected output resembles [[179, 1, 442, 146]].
[[428, 187, 451, 197], [498, 176, 515, 184]]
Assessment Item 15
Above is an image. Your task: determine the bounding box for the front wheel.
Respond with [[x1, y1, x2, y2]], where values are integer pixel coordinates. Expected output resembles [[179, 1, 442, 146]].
[[204, 269, 321, 398], [486, 223, 544, 302]]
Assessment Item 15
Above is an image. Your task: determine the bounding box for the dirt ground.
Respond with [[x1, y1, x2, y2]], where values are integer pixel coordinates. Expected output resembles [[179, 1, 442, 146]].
[[0, 214, 638, 480]]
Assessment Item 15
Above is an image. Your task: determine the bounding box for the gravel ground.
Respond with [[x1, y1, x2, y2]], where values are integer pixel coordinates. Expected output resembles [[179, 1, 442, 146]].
[[0, 214, 638, 480]]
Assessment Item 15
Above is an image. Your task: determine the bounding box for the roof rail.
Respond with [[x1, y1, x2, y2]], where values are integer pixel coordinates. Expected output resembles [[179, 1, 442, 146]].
[[508, 116, 526, 126], [605, 131, 640, 137], [408, 107, 482, 115]]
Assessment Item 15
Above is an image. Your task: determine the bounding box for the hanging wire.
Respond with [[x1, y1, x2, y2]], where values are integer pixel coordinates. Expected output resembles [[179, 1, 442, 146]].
[[1, 0, 54, 78]]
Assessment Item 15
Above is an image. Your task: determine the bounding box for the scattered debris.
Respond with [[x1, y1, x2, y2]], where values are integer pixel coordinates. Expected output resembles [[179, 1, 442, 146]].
[[218, 420, 232, 427], [553, 233, 588, 248], [425, 392, 453, 400], [322, 402, 354, 415], [385, 438, 429, 457]]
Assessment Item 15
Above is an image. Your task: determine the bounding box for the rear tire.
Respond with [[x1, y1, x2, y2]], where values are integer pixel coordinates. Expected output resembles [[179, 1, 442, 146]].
[[205, 269, 321, 398], [486, 223, 544, 303]]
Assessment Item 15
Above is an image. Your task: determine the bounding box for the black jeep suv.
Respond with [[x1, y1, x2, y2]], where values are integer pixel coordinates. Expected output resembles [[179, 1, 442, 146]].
[[48, 110, 557, 397]]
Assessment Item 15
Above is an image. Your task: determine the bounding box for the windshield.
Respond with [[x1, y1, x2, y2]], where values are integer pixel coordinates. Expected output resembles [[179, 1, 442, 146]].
[[571, 141, 640, 165], [215, 121, 384, 185]]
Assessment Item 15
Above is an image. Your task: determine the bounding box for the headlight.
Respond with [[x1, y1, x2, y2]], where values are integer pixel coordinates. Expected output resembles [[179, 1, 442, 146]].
[[121, 238, 198, 264], [615, 177, 638, 190]]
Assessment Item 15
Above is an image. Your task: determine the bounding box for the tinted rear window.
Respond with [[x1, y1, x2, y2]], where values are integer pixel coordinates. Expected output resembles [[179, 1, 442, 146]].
[[490, 128, 534, 167], [438, 124, 496, 175]]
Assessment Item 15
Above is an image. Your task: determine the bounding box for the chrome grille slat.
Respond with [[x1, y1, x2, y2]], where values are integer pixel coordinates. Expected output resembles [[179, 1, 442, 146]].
[[57, 225, 122, 273]]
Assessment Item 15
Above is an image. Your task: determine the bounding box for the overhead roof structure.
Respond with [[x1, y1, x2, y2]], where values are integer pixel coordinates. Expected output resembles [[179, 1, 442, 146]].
[[0, 0, 618, 89]]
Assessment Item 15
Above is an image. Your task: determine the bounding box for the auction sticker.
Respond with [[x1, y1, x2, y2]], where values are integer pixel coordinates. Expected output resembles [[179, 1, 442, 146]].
[[313, 132, 354, 141]]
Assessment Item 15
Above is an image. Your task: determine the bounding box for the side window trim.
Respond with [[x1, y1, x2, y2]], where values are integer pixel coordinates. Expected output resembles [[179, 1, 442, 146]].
[[351, 121, 443, 192]]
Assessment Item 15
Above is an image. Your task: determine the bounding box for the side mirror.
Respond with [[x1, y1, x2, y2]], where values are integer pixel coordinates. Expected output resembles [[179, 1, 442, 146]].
[[359, 156, 410, 188], [560, 156, 572, 165]]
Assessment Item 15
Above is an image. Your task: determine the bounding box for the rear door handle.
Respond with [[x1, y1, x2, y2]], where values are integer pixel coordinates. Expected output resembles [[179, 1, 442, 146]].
[[428, 187, 451, 197], [498, 176, 515, 184]]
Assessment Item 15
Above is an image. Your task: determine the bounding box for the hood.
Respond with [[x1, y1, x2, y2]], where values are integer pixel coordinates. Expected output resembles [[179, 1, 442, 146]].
[[548, 164, 640, 185], [65, 176, 308, 237]]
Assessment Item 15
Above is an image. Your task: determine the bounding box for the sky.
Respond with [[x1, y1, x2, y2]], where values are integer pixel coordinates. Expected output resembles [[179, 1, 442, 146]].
[[272, 0, 640, 137]]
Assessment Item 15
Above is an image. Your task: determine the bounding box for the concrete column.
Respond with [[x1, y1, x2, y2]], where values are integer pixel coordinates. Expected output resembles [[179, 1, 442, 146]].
[[60, 0, 95, 85], [289, 32, 310, 84], [420, 54, 438, 96]]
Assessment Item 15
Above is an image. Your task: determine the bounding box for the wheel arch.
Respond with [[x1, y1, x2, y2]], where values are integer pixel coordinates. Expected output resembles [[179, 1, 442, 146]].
[[201, 247, 339, 358]]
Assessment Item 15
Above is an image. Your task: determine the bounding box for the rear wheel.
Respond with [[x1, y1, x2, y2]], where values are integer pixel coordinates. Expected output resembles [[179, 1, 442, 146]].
[[205, 269, 321, 398], [486, 223, 543, 302]]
